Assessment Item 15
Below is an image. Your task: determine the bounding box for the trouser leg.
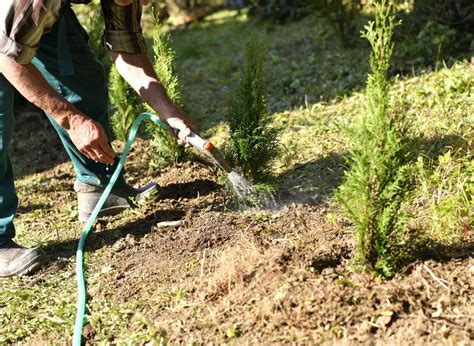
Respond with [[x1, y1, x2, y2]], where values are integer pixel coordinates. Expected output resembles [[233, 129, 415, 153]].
[[0, 75, 18, 244], [32, 8, 126, 188]]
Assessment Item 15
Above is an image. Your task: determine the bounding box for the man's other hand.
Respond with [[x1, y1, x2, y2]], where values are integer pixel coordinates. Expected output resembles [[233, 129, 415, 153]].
[[68, 116, 115, 164]]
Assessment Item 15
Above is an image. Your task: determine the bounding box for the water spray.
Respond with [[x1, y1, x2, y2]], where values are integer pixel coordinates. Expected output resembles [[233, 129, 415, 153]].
[[185, 133, 256, 199]]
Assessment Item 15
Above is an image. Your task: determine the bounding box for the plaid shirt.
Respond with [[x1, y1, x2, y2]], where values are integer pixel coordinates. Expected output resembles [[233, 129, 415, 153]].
[[0, 0, 146, 64]]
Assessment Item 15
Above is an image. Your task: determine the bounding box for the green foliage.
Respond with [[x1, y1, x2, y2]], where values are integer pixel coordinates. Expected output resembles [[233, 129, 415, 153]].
[[415, 21, 458, 61], [224, 38, 279, 183], [395, 20, 458, 67], [312, 0, 363, 43], [146, 14, 186, 168], [147, 124, 184, 169], [413, 147, 473, 244], [394, 0, 474, 67], [248, 0, 307, 22], [413, 0, 474, 34], [109, 65, 142, 142], [337, 1, 413, 278]]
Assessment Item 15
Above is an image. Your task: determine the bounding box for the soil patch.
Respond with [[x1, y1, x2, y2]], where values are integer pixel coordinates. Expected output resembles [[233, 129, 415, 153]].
[[9, 114, 473, 344]]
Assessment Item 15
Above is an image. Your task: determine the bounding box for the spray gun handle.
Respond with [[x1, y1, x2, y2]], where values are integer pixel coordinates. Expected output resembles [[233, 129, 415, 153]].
[[184, 131, 232, 172], [185, 132, 209, 152]]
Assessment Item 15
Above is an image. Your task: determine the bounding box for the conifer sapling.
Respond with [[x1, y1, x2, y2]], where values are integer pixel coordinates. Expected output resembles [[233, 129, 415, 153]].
[[146, 14, 186, 168], [225, 38, 278, 184], [337, 0, 413, 278], [109, 65, 142, 142]]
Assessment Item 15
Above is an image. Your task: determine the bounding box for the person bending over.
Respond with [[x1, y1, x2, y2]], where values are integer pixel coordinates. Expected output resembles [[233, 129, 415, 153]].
[[0, 0, 197, 277]]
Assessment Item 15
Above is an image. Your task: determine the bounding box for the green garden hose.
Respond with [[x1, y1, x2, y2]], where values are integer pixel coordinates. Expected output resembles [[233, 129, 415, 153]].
[[73, 112, 166, 345], [72, 111, 234, 344]]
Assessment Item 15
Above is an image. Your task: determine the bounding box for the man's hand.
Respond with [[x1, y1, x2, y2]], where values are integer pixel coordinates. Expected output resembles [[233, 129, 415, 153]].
[[0, 55, 115, 165], [163, 105, 198, 146], [68, 116, 115, 164]]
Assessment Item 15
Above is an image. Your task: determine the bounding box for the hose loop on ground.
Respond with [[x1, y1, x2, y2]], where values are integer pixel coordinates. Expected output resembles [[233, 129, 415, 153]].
[[73, 112, 166, 345]]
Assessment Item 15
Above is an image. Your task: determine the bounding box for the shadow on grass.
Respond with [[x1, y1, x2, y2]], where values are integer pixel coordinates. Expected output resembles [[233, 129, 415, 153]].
[[276, 152, 347, 206], [17, 203, 52, 215], [413, 133, 470, 162]]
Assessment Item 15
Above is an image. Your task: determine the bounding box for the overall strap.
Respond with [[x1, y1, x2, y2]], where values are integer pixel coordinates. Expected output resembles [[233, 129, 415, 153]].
[[57, 0, 74, 76]]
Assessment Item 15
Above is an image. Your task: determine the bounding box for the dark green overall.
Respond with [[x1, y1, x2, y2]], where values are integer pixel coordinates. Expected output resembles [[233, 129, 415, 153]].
[[0, 7, 122, 243]]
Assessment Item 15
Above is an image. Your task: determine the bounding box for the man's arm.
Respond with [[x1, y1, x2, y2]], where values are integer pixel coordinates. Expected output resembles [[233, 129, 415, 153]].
[[101, 0, 196, 140], [0, 55, 115, 164], [111, 52, 197, 143]]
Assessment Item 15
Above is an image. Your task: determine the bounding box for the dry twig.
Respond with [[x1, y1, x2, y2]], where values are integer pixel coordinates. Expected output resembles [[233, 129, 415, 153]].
[[200, 249, 207, 279], [422, 264, 450, 290]]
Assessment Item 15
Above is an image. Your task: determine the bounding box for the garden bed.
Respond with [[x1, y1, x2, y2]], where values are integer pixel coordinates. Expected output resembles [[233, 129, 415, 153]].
[[1, 8, 472, 344], [4, 113, 472, 343]]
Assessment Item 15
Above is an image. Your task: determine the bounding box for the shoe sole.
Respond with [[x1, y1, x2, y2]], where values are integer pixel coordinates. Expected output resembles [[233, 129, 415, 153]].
[[78, 205, 131, 223], [77, 183, 159, 222], [0, 253, 49, 278]]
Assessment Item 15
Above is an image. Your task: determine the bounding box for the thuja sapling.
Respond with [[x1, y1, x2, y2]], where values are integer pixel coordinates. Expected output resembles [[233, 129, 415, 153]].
[[145, 14, 186, 168], [225, 37, 278, 184], [109, 65, 142, 142], [337, 0, 413, 278]]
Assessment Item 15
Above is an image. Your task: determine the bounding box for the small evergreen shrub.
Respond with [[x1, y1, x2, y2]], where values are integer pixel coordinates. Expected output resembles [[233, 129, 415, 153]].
[[224, 38, 278, 183], [337, 0, 413, 278], [145, 15, 186, 169], [109, 65, 142, 142]]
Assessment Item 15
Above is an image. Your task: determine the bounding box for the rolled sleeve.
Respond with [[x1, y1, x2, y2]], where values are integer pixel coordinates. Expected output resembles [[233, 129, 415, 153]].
[[102, 30, 147, 54], [0, 34, 37, 64], [0, 0, 62, 65], [101, 0, 147, 54]]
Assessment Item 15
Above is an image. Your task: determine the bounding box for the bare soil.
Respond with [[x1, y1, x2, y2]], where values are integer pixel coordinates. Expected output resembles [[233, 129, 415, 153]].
[[11, 112, 474, 344]]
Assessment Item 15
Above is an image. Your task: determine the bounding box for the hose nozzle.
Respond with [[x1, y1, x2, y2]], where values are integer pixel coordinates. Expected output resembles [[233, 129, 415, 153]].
[[185, 132, 232, 173]]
